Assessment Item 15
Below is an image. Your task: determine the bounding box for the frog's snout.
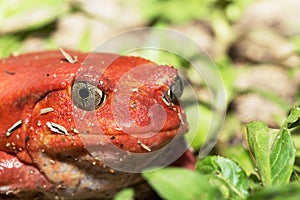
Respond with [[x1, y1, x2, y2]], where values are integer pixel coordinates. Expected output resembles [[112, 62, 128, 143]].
[[110, 81, 187, 138]]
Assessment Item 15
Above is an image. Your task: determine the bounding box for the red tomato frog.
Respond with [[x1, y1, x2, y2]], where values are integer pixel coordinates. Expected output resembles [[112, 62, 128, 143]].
[[0, 50, 194, 199]]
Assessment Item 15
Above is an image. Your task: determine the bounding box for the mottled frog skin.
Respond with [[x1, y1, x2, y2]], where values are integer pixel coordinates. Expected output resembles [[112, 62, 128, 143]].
[[0, 50, 193, 199]]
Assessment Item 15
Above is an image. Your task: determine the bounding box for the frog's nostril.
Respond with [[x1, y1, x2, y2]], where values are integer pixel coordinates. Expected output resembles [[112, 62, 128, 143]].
[[117, 103, 168, 138]]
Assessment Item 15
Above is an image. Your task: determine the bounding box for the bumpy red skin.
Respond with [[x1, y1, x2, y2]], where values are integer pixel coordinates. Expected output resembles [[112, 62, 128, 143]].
[[0, 50, 194, 198]]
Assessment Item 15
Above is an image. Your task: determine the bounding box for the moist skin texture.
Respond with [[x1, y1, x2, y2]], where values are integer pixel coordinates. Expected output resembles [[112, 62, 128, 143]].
[[0, 50, 192, 199]]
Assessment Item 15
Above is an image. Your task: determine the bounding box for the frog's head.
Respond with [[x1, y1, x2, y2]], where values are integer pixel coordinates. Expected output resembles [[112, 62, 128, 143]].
[[24, 52, 189, 192], [73, 54, 188, 153], [29, 53, 187, 156]]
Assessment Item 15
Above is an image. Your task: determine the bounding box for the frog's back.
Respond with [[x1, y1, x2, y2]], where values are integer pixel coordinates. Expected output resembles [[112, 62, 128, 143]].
[[0, 51, 81, 134]]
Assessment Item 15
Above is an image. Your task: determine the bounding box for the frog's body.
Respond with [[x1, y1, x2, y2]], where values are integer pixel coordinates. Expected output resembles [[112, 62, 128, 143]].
[[0, 50, 191, 199]]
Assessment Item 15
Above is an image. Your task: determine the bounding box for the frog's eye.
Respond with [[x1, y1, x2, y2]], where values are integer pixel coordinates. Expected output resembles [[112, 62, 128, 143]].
[[169, 76, 184, 101], [72, 81, 105, 111], [162, 76, 183, 107]]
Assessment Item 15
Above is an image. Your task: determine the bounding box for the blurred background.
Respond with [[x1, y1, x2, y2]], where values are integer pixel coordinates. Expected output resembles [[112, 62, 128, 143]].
[[1, 0, 300, 176]]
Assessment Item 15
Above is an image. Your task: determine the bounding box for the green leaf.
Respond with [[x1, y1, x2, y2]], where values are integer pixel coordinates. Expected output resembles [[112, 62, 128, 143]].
[[246, 121, 295, 187], [247, 183, 300, 200], [283, 106, 300, 128], [139, 0, 211, 25], [0, 0, 69, 34], [225, 0, 255, 22], [77, 25, 92, 52], [243, 88, 290, 112], [143, 167, 223, 200], [216, 57, 237, 103], [184, 103, 212, 150], [139, 0, 255, 25], [291, 36, 300, 54], [0, 34, 23, 58], [224, 145, 256, 177], [113, 188, 134, 200], [197, 156, 249, 199]]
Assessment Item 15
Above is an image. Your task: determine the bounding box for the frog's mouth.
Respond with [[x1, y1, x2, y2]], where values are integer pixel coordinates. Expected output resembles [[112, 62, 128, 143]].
[[79, 122, 188, 153], [77, 125, 190, 172], [37, 114, 189, 172]]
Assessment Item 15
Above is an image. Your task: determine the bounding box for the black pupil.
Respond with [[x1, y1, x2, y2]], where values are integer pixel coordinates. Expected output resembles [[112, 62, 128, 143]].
[[79, 88, 89, 99]]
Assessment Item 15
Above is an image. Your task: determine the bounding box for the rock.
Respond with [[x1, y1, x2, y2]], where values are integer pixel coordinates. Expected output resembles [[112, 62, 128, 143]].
[[235, 64, 299, 102], [233, 64, 300, 127], [170, 21, 214, 54], [53, 0, 147, 51], [236, 0, 300, 36], [234, 93, 285, 128], [229, 28, 299, 67], [21, 37, 49, 53], [71, 0, 145, 30], [53, 13, 111, 50]]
